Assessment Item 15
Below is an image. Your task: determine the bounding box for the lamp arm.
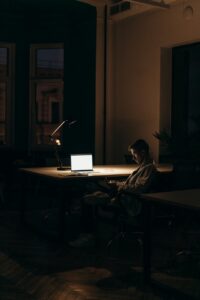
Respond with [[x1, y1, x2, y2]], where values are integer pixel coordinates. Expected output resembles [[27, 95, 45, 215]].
[[50, 120, 68, 140], [49, 119, 77, 171]]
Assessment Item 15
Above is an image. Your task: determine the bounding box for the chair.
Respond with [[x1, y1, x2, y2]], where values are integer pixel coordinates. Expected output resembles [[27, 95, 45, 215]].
[[97, 170, 174, 256]]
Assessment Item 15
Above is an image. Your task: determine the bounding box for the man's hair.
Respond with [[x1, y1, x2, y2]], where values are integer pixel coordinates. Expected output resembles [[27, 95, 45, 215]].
[[129, 139, 149, 154]]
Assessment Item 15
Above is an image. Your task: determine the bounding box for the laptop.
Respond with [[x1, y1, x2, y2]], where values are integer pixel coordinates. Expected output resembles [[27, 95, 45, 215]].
[[70, 154, 93, 174]]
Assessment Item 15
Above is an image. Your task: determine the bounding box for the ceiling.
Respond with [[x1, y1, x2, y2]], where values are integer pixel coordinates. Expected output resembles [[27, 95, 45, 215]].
[[79, 0, 180, 20], [0, 0, 96, 22], [0, 0, 181, 21], [80, 0, 178, 7], [0, 0, 94, 13]]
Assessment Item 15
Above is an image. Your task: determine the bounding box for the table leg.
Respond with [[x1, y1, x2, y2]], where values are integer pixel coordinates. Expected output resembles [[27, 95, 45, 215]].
[[58, 191, 66, 242], [143, 201, 152, 284], [20, 172, 30, 225]]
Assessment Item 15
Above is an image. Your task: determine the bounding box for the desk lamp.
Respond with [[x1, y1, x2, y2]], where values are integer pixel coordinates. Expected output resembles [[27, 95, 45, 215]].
[[50, 119, 76, 170]]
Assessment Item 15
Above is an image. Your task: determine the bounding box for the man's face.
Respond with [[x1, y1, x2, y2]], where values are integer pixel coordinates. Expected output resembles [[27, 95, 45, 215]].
[[130, 148, 144, 164]]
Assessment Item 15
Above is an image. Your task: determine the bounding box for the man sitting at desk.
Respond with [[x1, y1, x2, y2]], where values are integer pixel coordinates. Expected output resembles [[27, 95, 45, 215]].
[[69, 139, 157, 247]]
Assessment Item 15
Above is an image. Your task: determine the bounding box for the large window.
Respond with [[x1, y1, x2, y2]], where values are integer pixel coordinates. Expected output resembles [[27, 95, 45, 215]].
[[30, 44, 64, 147], [172, 42, 200, 159], [0, 44, 15, 145]]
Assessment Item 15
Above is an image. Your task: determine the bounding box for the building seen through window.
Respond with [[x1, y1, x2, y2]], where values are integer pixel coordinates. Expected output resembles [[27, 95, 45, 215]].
[[30, 45, 64, 146]]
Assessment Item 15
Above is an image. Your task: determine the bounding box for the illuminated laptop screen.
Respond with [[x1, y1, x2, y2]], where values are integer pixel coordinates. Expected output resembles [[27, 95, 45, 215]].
[[70, 154, 93, 172]]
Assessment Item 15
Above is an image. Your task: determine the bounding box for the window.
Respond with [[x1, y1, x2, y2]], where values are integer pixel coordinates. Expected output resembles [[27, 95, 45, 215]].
[[172, 42, 200, 159], [0, 44, 15, 145], [30, 44, 64, 147]]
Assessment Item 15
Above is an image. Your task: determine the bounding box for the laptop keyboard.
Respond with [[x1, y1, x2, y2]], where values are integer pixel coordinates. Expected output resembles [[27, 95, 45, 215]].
[[74, 171, 94, 175], [58, 170, 100, 177], [70, 170, 100, 176]]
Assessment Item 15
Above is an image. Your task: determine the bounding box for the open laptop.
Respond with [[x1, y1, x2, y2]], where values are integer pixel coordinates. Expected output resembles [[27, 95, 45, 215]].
[[70, 154, 93, 174]]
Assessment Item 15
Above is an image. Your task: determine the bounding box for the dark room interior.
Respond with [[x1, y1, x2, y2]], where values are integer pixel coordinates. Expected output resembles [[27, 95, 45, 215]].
[[1, 0, 200, 299]]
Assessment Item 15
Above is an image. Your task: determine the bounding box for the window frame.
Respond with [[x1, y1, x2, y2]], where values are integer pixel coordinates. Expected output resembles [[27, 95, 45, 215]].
[[29, 43, 64, 150], [0, 43, 15, 146]]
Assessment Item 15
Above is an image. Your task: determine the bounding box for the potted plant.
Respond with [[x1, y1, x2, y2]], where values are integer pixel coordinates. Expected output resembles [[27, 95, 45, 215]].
[[153, 129, 174, 163]]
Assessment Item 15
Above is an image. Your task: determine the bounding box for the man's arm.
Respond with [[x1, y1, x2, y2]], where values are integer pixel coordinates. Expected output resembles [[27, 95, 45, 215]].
[[118, 164, 157, 194]]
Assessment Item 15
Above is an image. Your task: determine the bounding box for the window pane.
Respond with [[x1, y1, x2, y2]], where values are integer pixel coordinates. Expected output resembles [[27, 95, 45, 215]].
[[30, 44, 64, 147], [36, 48, 64, 77], [35, 81, 64, 145], [0, 82, 6, 144], [0, 48, 8, 77]]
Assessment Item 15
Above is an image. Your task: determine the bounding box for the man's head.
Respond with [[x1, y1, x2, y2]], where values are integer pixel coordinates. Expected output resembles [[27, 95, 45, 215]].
[[129, 139, 150, 164]]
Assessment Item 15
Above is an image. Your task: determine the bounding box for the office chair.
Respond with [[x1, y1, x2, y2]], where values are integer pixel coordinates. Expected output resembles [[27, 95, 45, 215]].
[[97, 171, 174, 257], [95, 192, 144, 262]]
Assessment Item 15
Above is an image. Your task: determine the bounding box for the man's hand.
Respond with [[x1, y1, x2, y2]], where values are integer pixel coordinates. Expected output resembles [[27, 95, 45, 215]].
[[117, 183, 127, 192], [107, 180, 117, 188]]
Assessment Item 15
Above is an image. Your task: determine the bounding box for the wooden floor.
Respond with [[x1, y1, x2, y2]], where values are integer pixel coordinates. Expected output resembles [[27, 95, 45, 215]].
[[1, 205, 200, 300]]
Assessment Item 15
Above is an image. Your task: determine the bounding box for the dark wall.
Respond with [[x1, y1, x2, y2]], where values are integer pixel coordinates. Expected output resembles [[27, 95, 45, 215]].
[[0, 0, 96, 164], [64, 21, 96, 156]]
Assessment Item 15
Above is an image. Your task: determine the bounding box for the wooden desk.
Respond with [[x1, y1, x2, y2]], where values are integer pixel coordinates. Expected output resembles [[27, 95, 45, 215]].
[[20, 164, 136, 180], [141, 189, 200, 284], [19, 164, 173, 242], [19, 165, 135, 241]]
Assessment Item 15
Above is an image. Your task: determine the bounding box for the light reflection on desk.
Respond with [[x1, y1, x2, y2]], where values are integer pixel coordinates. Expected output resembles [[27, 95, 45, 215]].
[[20, 164, 173, 180]]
